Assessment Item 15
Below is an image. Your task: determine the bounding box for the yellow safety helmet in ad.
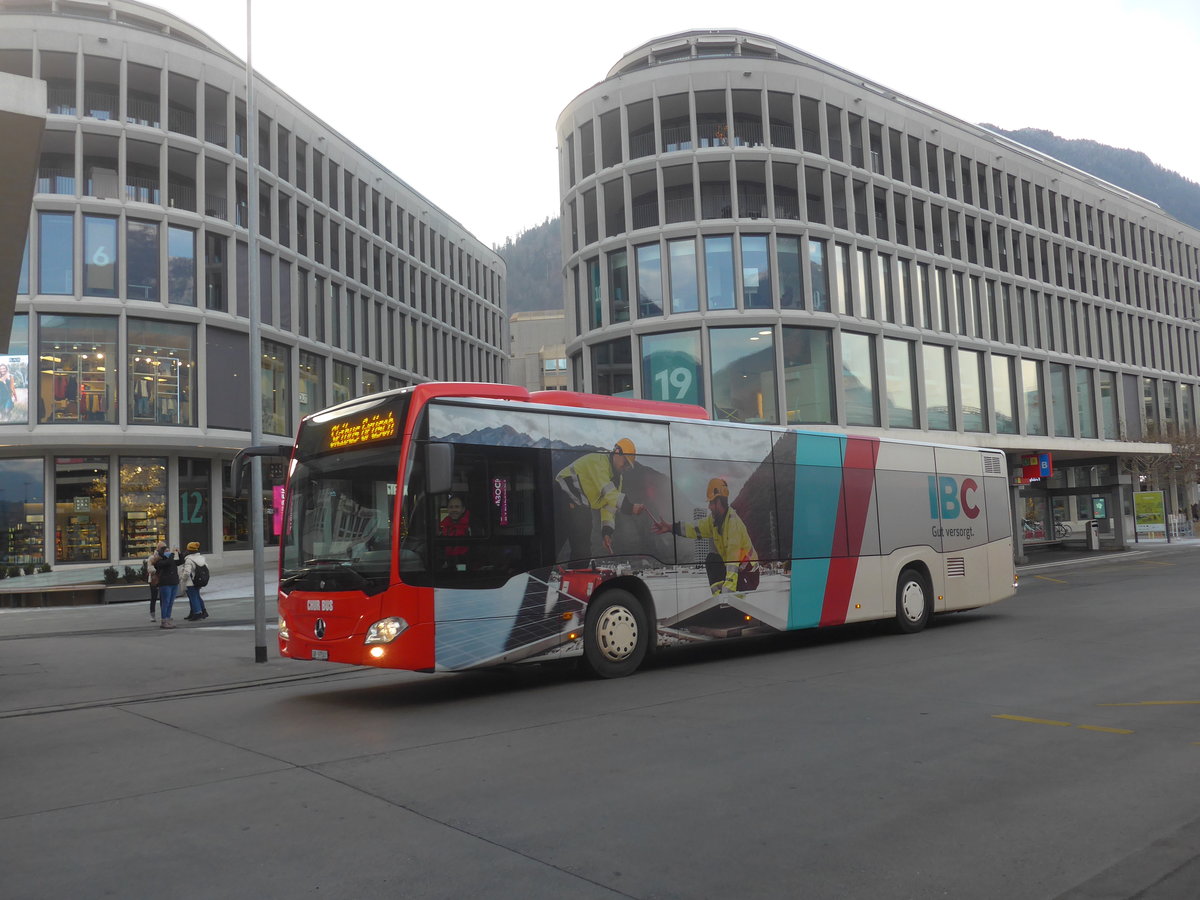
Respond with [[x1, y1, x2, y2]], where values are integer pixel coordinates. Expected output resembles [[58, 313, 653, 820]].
[[613, 438, 637, 464], [706, 477, 730, 502]]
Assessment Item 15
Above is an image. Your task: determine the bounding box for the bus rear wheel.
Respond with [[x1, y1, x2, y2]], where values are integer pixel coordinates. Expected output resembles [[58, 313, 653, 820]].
[[894, 568, 931, 634], [582, 589, 648, 678]]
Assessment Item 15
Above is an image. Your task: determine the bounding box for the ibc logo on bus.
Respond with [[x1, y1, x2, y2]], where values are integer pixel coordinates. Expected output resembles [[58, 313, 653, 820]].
[[928, 476, 980, 520]]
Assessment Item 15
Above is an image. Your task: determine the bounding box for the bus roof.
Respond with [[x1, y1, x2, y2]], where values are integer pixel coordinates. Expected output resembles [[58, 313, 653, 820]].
[[408, 382, 708, 421]]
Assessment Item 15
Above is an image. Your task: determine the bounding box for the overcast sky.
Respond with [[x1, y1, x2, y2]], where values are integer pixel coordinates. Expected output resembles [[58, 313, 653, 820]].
[[150, 0, 1200, 249]]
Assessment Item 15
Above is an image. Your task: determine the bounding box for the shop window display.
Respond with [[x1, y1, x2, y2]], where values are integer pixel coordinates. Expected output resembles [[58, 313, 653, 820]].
[[38, 314, 118, 424], [55, 456, 108, 562], [127, 318, 196, 426], [119, 457, 166, 558], [1, 314, 29, 425], [0, 458, 45, 566]]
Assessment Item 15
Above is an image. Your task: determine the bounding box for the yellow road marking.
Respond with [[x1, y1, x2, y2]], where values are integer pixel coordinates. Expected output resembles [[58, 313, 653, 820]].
[[993, 714, 1133, 735], [1136, 561, 1174, 566], [994, 714, 1071, 727], [1034, 574, 1068, 583], [1099, 701, 1200, 706]]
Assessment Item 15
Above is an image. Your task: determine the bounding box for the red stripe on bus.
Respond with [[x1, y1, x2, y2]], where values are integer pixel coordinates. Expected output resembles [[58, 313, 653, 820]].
[[820, 437, 879, 625]]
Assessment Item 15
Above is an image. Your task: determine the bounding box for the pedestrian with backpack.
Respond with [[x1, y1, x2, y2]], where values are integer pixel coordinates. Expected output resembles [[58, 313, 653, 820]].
[[181, 541, 210, 622]]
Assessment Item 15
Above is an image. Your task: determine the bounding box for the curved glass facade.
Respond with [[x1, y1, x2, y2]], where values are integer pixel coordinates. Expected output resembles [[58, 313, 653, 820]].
[[559, 31, 1200, 451], [0, 2, 505, 567]]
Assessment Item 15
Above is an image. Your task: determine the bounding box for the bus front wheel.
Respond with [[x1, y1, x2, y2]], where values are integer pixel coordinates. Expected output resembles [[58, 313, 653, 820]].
[[894, 568, 931, 634], [582, 589, 648, 678]]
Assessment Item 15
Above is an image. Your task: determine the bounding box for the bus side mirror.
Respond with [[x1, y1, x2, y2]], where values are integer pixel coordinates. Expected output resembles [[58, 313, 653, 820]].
[[232, 444, 294, 496], [427, 443, 453, 495]]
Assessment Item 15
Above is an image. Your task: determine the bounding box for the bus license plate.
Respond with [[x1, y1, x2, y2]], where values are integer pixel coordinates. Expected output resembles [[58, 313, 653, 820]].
[[311, 649, 329, 660]]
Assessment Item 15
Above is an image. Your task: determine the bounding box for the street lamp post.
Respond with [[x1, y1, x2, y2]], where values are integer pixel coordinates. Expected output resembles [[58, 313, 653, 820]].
[[246, 0, 267, 662]]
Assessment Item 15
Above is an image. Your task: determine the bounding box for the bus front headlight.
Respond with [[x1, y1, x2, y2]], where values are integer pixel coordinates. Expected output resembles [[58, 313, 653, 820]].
[[365, 617, 408, 644], [278, 615, 289, 640]]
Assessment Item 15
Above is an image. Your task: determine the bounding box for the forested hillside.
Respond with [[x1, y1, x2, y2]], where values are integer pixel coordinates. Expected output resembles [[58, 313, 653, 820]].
[[496, 218, 561, 315], [984, 126, 1200, 230]]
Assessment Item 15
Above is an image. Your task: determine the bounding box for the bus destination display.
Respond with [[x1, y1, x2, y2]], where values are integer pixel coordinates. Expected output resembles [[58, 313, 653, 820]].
[[328, 411, 397, 450]]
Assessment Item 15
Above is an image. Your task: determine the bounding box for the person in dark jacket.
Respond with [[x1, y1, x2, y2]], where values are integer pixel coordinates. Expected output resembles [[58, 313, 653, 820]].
[[154, 546, 183, 629], [146, 542, 164, 622]]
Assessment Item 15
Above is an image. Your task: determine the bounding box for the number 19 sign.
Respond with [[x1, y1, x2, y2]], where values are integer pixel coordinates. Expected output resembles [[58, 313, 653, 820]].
[[643, 347, 702, 406]]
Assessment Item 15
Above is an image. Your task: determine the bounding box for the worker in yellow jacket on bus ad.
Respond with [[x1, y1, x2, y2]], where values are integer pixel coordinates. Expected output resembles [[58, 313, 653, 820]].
[[555, 438, 646, 561], [653, 477, 760, 595]]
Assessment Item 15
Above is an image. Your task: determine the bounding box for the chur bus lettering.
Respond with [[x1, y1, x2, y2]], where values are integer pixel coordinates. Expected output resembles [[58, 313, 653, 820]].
[[273, 384, 1015, 678]]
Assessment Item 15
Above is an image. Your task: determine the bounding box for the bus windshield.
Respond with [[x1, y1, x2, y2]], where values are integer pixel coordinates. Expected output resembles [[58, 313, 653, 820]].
[[280, 447, 399, 595], [282, 393, 408, 595]]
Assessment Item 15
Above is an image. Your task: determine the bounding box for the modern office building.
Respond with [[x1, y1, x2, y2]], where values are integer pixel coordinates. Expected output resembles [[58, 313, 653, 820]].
[[0, 0, 506, 570], [508, 309, 567, 392], [557, 29, 1200, 555]]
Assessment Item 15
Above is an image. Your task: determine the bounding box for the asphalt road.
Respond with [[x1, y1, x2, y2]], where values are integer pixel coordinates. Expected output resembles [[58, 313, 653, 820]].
[[2, 546, 1199, 899]]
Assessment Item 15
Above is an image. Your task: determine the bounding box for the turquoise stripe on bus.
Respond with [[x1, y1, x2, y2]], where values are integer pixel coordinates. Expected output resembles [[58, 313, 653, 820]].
[[787, 432, 845, 629]]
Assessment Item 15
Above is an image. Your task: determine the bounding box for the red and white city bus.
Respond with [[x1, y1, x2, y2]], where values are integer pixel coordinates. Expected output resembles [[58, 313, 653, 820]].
[[259, 382, 1015, 678]]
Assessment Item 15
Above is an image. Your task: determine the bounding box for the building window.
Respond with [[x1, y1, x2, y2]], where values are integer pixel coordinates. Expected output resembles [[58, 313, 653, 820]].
[[776, 236, 803, 310], [261, 339, 290, 437], [740, 235, 770, 309], [204, 233, 228, 311], [883, 338, 916, 428], [17, 235, 29, 296], [38, 314, 118, 424], [83, 215, 118, 297], [127, 219, 159, 301], [332, 360, 354, 406], [878, 254, 896, 322], [592, 337, 633, 397], [991, 354, 1017, 434], [923, 344, 954, 431], [833, 243, 851, 316], [168, 225, 197, 306], [809, 238, 830, 312], [587, 258, 601, 329], [959, 348, 986, 433], [118, 457, 167, 559], [298, 351, 324, 418], [842, 332, 877, 426], [39, 212, 73, 295], [55, 456, 109, 562], [855, 248, 874, 319], [711, 327, 777, 424], [668, 238, 699, 313], [607, 249, 629, 324], [128, 318, 196, 426], [1099, 370, 1118, 439], [1076, 368, 1097, 439], [641, 330, 703, 406], [703, 236, 734, 311], [0, 458, 45, 566], [634, 245, 663, 318], [1022, 358, 1046, 436], [1051, 363, 1072, 437], [2, 314, 30, 425], [783, 326, 833, 424]]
